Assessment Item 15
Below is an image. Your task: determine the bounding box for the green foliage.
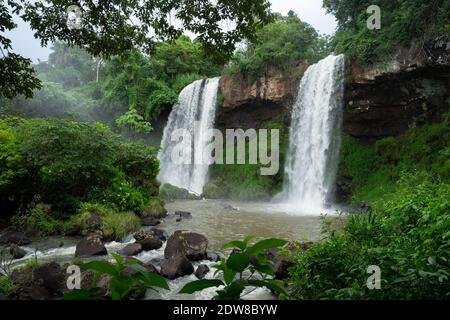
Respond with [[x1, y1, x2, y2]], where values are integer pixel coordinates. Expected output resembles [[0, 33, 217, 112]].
[[72, 202, 141, 241], [159, 184, 201, 200], [0, 276, 16, 296], [0, 117, 160, 222], [11, 203, 65, 236], [180, 236, 288, 300], [224, 11, 330, 78], [338, 120, 450, 204], [141, 197, 166, 218], [1, 0, 272, 99], [289, 173, 450, 299], [291, 119, 450, 299], [64, 253, 169, 300], [323, 0, 450, 64]]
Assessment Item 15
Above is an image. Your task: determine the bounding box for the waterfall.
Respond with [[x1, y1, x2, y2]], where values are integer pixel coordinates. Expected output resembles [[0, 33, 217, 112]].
[[157, 77, 220, 195], [282, 54, 345, 213]]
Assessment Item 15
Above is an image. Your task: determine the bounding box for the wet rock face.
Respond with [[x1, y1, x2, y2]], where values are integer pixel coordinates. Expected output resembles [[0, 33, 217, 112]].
[[165, 231, 208, 261], [75, 235, 107, 258], [344, 40, 450, 141], [344, 70, 449, 140], [119, 243, 143, 256], [9, 244, 27, 259], [217, 62, 307, 129], [160, 254, 194, 279], [195, 264, 210, 279]]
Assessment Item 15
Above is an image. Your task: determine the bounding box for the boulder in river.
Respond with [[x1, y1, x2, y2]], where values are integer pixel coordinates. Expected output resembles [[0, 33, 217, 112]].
[[75, 235, 107, 258], [138, 237, 163, 251], [175, 211, 192, 219], [195, 264, 210, 279], [206, 251, 221, 262], [9, 244, 27, 259], [121, 261, 159, 277], [165, 230, 208, 261], [119, 243, 143, 256], [141, 217, 160, 226], [134, 228, 167, 242], [160, 255, 194, 279]]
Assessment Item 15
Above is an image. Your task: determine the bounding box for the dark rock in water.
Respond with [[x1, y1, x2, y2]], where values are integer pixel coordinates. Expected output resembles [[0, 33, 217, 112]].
[[0, 228, 31, 245], [175, 211, 192, 219], [121, 262, 159, 277], [176, 217, 181, 222], [222, 204, 239, 211], [33, 262, 65, 295], [206, 251, 221, 262], [119, 243, 143, 256], [9, 244, 27, 259], [141, 217, 160, 226], [195, 264, 210, 279], [151, 228, 168, 242], [138, 237, 163, 251], [165, 230, 208, 261], [160, 255, 194, 279], [263, 241, 314, 279], [75, 235, 107, 258], [134, 228, 167, 242], [273, 259, 293, 280], [149, 258, 164, 267]]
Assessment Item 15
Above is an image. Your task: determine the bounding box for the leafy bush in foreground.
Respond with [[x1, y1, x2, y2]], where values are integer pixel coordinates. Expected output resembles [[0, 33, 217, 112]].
[[180, 236, 289, 299], [289, 173, 450, 299], [64, 253, 169, 300], [0, 117, 160, 225]]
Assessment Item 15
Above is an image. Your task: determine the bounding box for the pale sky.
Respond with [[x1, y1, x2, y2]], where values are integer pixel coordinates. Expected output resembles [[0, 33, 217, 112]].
[[6, 0, 337, 63]]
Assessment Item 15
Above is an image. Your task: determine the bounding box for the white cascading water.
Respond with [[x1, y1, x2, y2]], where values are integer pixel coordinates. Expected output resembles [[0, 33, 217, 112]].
[[282, 54, 345, 213], [157, 77, 220, 195]]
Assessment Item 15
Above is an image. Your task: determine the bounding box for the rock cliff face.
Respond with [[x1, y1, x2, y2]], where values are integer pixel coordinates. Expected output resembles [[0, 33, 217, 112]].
[[217, 61, 308, 128], [216, 40, 449, 140], [344, 40, 450, 141]]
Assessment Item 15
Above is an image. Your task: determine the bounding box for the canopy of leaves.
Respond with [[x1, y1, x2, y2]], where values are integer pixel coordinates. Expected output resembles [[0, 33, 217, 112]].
[[1, 0, 273, 98], [323, 0, 450, 64], [0, 117, 159, 217], [224, 11, 330, 78]]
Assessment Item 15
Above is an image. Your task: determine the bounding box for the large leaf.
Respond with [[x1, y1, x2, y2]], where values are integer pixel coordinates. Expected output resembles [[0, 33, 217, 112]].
[[217, 281, 245, 300], [223, 268, 237, 285], [246, 279, 288, 296], [227, 253, 250, 272], [81, 260, 119, 277], [179, 279, 224, 294], [131, 266, 170, 290], [223, 240, 246, 251], [246, 239, 288, 255]]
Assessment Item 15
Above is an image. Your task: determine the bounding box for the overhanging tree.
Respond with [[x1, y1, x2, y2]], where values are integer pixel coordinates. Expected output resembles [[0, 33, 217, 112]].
[[1, 0, 273, 98]]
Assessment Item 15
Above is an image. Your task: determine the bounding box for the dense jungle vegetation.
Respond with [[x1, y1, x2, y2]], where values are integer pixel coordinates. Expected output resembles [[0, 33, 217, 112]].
[[0, 0, 449, 300]]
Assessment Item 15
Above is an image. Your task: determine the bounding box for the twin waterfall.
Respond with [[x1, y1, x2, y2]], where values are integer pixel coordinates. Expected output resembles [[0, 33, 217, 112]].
[[283, 54, 345, 212], [157, 77, 220, 195], [157, 54, 345, 213]]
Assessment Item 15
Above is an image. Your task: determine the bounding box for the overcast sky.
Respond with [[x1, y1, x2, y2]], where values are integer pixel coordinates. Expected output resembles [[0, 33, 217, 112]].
[[6, 0, 337, 63]]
